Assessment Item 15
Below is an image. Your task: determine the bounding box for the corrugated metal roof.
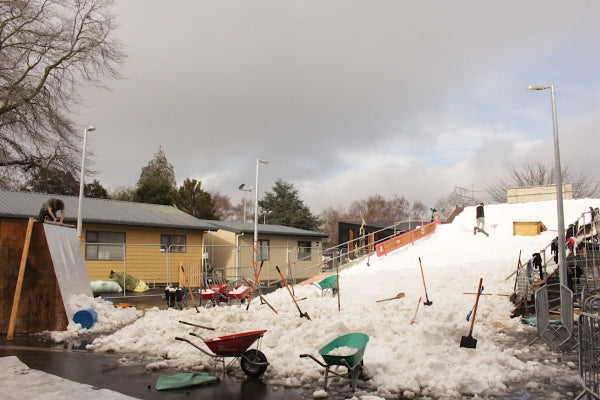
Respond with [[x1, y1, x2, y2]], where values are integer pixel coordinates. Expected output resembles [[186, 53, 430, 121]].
[[0, 190, 217, 231], [206, 221, 327, 238]]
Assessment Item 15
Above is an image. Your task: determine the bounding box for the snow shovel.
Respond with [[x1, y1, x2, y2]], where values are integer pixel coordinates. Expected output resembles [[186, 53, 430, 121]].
[[376, 292, 405, 303], [276, 266, 311, 320], [460, 278, 483, 349], [246, 261, 264, 310], [418, 257, 433, 306]]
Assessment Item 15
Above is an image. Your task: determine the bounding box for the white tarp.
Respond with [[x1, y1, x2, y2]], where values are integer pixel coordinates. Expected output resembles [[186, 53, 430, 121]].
[[43, 223, 93, 320]]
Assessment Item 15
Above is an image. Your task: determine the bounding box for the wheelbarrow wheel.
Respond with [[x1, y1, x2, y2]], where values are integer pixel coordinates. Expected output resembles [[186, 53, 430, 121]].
[[240, 349, 268, 377]]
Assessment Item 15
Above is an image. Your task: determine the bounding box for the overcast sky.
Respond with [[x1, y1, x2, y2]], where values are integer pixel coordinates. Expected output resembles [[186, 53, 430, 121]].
[[74, 1, 600, 214]]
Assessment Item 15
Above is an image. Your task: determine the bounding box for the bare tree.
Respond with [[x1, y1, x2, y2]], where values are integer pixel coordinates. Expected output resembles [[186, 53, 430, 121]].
[[410, 200, 427, 220], [109, 185, 136, 201], [211, 192, 237, 221], [321, 195, 420, 246], [388, 195, 410, 222], [320, 206, 344, 246], [348, 195, 386, 221], [0, 0, 124, 184], [487, 162, 600, 202]]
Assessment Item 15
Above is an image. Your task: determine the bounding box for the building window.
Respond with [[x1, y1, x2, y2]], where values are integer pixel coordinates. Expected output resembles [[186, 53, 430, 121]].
[[161, 234, 187, 253], [298, 240, 312, 261], [85, 231, 125, 261], [257, 239, 269, 261]]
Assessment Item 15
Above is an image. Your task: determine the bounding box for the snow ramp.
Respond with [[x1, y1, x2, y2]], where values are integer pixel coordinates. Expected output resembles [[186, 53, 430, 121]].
[[1, 220, 92, 334], [43, 223, 93, 320]]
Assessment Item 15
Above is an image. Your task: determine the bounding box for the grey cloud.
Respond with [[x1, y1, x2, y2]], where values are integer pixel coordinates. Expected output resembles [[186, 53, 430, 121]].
[[76, 1, 600, 213]]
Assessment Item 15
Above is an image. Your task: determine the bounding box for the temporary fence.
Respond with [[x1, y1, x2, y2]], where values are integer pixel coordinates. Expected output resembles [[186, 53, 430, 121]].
[[583, 294, 600, 313], [576, 312, 600, 399], [529, 283, 576, 350], [528, 206, 600, 351], [83, 241, 327, 298]]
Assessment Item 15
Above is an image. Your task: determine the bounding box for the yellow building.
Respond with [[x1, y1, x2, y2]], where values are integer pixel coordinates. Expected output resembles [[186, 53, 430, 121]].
[[204, 221, 328, 285], [0, 190, 216, 286], [0, 190, 328, 287]]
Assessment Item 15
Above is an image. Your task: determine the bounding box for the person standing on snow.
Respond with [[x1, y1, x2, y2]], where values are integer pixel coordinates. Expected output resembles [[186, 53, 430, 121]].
[[430, 208, 439, 222], [474, 202, 486, 235]]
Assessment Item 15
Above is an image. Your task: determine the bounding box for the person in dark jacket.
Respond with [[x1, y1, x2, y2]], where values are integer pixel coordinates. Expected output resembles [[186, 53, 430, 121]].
[[475, 203, 485, 232], [38, 198, 65, 224], [430, 208, 439, 222]]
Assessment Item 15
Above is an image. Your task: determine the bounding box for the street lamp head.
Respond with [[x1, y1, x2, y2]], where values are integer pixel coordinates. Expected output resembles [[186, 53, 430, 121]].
[[239, 183, 245, 190], [526, 84, 551, 91], [85, 126, 96, 132], [258, 159, 268, 164]]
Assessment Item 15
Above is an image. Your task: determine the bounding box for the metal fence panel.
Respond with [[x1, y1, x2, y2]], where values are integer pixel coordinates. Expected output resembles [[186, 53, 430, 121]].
[[577, 312, 600, 399]]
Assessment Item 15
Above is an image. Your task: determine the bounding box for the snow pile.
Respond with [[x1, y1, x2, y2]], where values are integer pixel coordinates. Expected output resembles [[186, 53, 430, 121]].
[[52, 199, 595, 398]]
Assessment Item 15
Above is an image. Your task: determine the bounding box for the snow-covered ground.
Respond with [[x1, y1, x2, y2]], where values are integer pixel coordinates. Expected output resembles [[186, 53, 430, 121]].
[[40, 199, 600, 398]]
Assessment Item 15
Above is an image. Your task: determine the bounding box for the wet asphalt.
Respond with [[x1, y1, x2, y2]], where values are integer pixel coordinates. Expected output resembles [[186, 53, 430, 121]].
[[0, 337, 308, 399], [0, 289, 313, 400]]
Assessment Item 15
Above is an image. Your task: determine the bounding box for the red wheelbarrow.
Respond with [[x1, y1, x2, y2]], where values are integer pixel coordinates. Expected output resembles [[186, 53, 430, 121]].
[[176, 329, 269, 377]]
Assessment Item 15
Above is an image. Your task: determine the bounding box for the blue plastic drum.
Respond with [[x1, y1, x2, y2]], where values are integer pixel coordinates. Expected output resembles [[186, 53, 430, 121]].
[[73, 308, 98, 329]]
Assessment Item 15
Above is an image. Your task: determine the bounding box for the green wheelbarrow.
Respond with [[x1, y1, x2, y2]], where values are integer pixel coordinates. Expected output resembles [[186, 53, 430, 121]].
[[313, 275, 338, 297], [300, 332, 369, 392]]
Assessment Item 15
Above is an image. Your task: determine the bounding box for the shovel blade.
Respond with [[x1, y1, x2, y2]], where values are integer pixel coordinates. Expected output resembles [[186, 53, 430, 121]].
[[460, 335, 477, 348]]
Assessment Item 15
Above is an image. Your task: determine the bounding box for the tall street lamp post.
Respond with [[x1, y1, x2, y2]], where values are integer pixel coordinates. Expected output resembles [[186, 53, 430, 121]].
[[526, 84, 570, 327], [77, 126, 96, 240], [253, 158, 268, 270], [238, 183, 254, 223]]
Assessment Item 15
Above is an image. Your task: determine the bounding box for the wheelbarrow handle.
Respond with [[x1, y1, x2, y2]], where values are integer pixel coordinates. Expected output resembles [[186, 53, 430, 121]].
[[299, 353, 327, 368], [175, 335, 215, 357], [189, 332, 205, 339]]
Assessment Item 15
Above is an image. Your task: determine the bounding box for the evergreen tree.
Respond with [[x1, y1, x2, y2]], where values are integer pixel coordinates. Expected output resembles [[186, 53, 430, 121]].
[[84, 179, 109, 199], [134, 182, 174, 205], [175, 178, 216, 219], [138, 147, 177, 189], [23, 166, 79, 195], [258, 179, 322, 231], [135, 147, 176, 205]]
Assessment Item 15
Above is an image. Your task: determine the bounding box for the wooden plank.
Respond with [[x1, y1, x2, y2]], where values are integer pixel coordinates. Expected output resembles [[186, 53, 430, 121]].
[[0, 220, 68, 334], [6, 218, 35, 340], [179, 263, 202, 287]]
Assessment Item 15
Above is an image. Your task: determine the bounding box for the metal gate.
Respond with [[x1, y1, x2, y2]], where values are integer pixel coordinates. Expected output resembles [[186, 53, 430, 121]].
[[576, 312, 600, 399]]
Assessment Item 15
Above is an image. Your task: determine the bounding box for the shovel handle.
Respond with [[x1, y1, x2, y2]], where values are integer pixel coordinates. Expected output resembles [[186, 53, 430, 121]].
[[179, 320, 215, 330], [418, 257, 430, 299], [469, 278, 484, 331]]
